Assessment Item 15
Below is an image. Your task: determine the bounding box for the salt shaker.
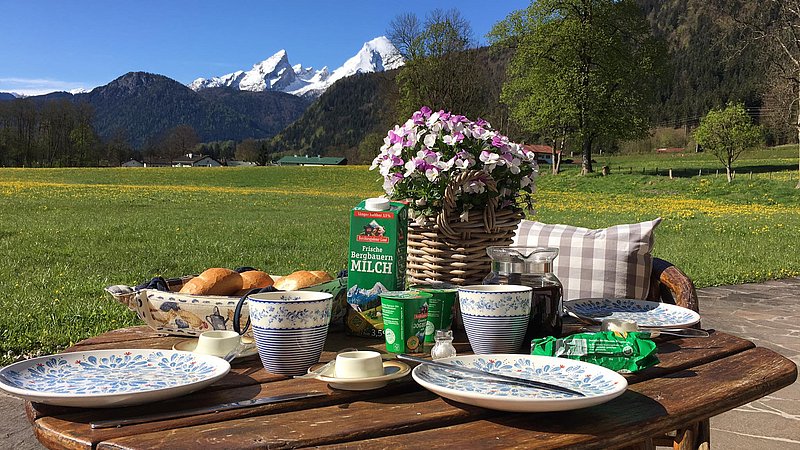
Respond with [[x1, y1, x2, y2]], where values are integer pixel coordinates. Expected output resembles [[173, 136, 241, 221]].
[[430, 330, 457, 360]]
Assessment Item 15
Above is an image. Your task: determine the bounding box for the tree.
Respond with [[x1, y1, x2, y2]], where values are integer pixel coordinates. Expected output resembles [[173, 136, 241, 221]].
[[489, 0, 663, 174], [235, 138, 261, 162], [716, 0, 800, 188], [160, 124, 199, 159], [694, 103, 763, 183], [388, 9, 491, 119]]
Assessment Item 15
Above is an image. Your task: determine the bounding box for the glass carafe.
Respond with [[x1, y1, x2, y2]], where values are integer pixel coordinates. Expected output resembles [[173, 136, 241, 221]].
[[483, 246, 563, 342]]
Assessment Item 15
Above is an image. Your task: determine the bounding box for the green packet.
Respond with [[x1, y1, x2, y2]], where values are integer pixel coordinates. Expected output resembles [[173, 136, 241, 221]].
[[531, 331, 658, 373]]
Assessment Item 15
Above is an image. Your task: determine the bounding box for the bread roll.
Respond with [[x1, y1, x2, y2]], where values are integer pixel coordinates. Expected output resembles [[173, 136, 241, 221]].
[[310, 271, 333, 283], [273, 270, 331, 291], [179, 268, 242, 296], [236, 270, 274, 296]]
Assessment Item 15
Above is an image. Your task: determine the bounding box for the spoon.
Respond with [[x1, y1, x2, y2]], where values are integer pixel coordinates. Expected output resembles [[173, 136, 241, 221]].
[[221, 341, 256, 363]]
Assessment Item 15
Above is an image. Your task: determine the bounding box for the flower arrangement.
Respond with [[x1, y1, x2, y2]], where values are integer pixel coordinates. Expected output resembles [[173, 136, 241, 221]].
[[370, 107, 538, 219]]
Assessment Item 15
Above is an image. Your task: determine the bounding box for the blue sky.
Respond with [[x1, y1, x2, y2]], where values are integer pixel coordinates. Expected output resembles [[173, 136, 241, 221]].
[[0, 0, 531, 95]]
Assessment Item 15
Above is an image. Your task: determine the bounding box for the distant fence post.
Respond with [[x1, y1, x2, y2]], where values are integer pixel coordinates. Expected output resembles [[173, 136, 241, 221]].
[[699, 169, 702, 177], [669, 168, 673, 179]]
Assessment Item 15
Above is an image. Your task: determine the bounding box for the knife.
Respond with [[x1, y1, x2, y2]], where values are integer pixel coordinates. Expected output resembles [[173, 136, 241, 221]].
[[578, 326, 710, 338], [396, 354, 585, 397], [90, 392, 326, 429]]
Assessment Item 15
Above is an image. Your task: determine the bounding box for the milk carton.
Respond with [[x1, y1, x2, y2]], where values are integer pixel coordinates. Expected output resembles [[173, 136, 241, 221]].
[[346, 198, 408, 338]]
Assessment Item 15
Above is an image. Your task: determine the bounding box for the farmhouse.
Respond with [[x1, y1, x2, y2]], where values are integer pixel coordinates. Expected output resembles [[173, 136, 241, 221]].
[[277, 155, 347, 166], [522, 144, 560, 165], [172, 154, 223, 167], [121, 159, 144, 167]]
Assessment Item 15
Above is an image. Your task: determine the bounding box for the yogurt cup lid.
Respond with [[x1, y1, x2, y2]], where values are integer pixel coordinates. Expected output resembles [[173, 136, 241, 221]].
[[379, 290, 433, 300]]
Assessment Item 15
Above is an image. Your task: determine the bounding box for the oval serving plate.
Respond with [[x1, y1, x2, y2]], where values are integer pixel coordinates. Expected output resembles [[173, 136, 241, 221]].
[[564, 298, 700, 328], [0, 349, 230, 408], [412, 354, 627, 412]]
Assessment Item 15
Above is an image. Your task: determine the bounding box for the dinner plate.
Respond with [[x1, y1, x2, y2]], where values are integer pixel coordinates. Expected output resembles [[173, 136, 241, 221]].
[[307, 360, 410, 390], [0, 349, 230, 408], [172, 338, 258, 360], [564, 298, 701, 328], [411, 354, 627, 412]]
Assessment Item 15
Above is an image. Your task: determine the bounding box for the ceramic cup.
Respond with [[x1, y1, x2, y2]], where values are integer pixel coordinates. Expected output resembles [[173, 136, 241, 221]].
[[334, 350, 384, 379], [234, 291, 333, 376], [457, 285, 532, 354], [194, 330, 241, 357]]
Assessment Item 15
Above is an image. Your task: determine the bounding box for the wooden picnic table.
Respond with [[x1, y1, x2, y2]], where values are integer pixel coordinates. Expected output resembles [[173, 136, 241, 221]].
[[24, 324, 797, 450]]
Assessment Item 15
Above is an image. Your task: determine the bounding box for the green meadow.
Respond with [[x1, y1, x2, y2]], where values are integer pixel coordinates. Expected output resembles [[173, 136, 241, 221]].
[[1, 149, 799, 364]]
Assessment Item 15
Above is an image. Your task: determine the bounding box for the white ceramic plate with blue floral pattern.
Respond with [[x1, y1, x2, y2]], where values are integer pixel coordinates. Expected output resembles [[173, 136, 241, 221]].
[[412, 354, 627, 412], [564, 298, 700, 328], [0, 349, 230, 408]]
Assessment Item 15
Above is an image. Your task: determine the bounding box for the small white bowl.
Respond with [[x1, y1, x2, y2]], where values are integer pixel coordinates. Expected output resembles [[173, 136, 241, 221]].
[[334, 351, 385, 379], [193, 330, 241, 357]]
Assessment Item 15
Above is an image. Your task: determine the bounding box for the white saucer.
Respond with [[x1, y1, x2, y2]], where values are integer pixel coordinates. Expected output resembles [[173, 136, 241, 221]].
[[173, 338, 258, 360], [307, 360, 410, 391]]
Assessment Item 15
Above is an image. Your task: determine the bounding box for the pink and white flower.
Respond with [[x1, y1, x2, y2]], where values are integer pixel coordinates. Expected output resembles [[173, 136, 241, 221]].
[[370, 107, 538, 217]]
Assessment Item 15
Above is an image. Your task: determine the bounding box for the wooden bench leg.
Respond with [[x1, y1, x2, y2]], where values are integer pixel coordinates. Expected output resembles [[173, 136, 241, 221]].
[[673, 419, 710, 450], [619, 438, 655, 450]]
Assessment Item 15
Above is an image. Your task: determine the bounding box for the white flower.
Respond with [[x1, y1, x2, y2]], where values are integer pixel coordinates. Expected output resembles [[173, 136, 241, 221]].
[[425, 167, 439, 182], [423, 133, 437, 148], [479, 151, 503, 172], [464, 180, 486, 194]]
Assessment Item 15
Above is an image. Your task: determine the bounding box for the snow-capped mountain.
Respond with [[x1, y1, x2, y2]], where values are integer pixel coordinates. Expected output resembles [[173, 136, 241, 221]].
[[189, 36, 403, 97]]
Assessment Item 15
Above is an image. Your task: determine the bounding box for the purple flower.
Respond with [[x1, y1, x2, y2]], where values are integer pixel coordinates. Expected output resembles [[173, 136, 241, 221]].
[[491, 135, 505, 148], [388, 130, 403, 145], [420, 106, 432, 117], [475, 118, 488, 127]]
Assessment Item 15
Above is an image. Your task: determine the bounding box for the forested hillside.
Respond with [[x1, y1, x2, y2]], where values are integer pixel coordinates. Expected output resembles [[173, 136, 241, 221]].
[[636, 0, 766, 127]]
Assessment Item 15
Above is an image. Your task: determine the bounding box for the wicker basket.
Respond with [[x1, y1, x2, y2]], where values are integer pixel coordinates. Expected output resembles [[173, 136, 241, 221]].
[[406, 170, 524, 287]]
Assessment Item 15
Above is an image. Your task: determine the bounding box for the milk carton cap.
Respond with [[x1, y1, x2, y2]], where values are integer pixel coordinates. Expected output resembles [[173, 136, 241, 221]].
[[364, 198, 391, 211]]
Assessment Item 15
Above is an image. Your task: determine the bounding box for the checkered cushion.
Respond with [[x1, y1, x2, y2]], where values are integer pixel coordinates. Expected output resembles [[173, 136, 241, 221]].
[[512, 218, 662, 301]]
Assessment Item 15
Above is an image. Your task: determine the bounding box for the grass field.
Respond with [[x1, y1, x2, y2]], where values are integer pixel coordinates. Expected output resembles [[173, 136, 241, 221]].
[[1, 149, 799, 364]]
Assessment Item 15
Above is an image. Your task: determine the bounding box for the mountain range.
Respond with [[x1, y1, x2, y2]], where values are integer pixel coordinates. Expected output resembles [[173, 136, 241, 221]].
[[0, 37, 402, 149], [189, 36, 402, 97]]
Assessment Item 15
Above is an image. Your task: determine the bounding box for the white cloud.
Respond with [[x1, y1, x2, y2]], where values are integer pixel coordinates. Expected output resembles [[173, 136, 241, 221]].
[[0, 77, 89, 96]]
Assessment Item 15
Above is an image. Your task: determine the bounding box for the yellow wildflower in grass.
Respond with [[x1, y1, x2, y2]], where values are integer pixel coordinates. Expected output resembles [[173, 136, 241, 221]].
[[535, 189, 796, 219], [0, 180, 379, 201]]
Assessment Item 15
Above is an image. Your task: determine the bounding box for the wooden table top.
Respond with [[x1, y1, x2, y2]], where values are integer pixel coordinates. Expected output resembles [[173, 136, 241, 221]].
[[25, 325, 797, 450]]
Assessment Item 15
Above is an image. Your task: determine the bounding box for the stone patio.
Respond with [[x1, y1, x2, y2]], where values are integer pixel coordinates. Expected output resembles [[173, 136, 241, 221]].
[[2, 278, 799, 449]]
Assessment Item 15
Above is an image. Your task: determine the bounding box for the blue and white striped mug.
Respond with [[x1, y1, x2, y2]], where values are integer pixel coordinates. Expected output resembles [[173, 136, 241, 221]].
[[234, 291, 333, 376], [457, 285, 532, 354]]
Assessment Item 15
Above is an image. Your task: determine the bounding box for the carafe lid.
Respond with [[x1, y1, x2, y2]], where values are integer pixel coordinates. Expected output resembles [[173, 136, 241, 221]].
[[486, 246, 559, 274]]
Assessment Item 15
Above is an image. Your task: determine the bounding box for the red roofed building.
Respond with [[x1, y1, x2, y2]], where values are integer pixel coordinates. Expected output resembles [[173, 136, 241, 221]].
[[523, 144, 560, 164]]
